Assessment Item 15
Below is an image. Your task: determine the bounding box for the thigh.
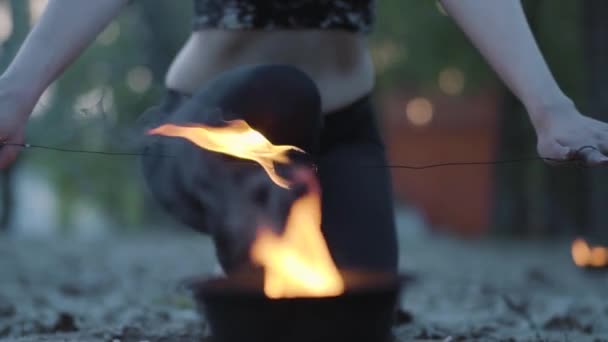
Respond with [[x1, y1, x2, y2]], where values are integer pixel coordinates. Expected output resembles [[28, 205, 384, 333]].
[[140, 65, 326, 271], [141, 65, 323, 232], [318, 100, 399, 273]]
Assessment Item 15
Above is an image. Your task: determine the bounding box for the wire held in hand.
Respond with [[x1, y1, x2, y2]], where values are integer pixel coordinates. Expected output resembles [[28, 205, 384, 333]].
[[0, 141, 604, 170]]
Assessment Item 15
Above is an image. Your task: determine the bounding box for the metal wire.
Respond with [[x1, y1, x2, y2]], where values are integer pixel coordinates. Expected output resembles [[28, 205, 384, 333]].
[[0, 142, 602, 170]]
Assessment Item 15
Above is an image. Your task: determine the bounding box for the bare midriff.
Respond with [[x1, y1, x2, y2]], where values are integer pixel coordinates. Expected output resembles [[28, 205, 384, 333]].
[[165, 30, 375, 114]]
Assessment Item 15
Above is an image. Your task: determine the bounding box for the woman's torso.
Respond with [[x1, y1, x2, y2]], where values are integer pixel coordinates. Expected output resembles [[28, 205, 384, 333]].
[[165, 1, 376, 114]]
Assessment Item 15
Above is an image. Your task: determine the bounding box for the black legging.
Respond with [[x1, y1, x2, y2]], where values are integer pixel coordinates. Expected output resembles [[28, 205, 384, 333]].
[[140, 64, 398, 273]]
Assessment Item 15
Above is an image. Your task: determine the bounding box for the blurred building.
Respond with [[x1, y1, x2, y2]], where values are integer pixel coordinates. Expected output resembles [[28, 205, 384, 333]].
[[380, 89, 501, 236]]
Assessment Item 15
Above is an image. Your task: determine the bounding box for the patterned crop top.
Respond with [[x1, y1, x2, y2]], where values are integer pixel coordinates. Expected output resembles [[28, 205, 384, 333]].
[[193, 0, 376, 34]]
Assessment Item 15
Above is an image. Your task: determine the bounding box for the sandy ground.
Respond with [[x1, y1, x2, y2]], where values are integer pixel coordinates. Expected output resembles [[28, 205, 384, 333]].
[[1, 225, 607, 341]]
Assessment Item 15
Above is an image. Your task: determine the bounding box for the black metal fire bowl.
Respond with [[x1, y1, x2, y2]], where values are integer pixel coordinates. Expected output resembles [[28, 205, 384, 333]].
[[188, 270, 405, 342]]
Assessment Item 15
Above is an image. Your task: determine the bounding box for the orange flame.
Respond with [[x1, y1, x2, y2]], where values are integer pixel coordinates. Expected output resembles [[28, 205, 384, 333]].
[[572, 238, 608, 268], [251, 171, 344, 298], [148, 120, 304, 189], [149, 120, 344, 298]]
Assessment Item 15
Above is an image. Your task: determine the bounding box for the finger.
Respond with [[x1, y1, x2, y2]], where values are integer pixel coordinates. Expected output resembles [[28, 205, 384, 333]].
[[539, 141, 573, 166], [0, 145, 21, 169], [579, 148, 608, 167], [599, 141, 608, 155]]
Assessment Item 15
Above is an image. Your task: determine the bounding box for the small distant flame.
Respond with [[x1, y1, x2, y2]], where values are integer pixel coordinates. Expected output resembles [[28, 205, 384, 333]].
[[148, 120, 303, 189], [251, 170, 344, 299], [572, 238, 608, 268], [149, 120, 344, 298]]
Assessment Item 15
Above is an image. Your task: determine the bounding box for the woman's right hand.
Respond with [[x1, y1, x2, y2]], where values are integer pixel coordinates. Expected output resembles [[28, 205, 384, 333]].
[[0, 79, 36, 169]]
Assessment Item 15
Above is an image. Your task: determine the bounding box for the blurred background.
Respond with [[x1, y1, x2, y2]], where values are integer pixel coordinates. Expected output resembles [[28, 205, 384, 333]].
[[0, 0, 606, 241]]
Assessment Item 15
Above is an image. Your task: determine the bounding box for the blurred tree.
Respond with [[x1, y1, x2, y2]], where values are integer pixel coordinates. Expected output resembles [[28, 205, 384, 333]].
[[373, 0, 590, 236], [492, 0, 594, 237], [2, 0, 595, 234], [372, 0, 497, 93], [24, 1, 190, 231], [492, 0, 552, 236], [582, 0, 608, 241], [0, 0, 29, 231]]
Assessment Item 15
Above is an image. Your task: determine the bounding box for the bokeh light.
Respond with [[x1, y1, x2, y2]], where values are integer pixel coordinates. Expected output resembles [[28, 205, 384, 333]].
[[97, 22, 121, 46], [435, 1, 448, 16], [406, 97, 434, 126], [28, 0, 48, 26], [0, 1, 13, 43], [73, 86, 114, 119], [126, 66, 153, 94], [438, 67, 465, 96], [371, 41, 404, 73]]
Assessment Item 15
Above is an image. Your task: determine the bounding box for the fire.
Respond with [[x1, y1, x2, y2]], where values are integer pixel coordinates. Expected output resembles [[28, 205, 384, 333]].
[[251, 171, 345, 299], [148, 120, 304, 189], [149, 120, 344, 298], [572, 238, 608, 268]]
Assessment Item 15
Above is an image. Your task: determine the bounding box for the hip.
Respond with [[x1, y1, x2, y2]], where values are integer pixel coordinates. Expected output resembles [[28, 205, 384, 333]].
[[165, 30, 376, 114]]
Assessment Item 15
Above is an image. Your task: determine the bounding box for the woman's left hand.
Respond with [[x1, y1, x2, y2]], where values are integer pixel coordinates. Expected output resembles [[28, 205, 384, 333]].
[[533, 104, 608, 166]]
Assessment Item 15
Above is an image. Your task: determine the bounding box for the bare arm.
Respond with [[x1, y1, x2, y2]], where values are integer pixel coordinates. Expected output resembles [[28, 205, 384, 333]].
[[439, 0, 568, 128], [440, 0, 608, 164], [0, 0, 130, 167], [2, 0, 130, 101]]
